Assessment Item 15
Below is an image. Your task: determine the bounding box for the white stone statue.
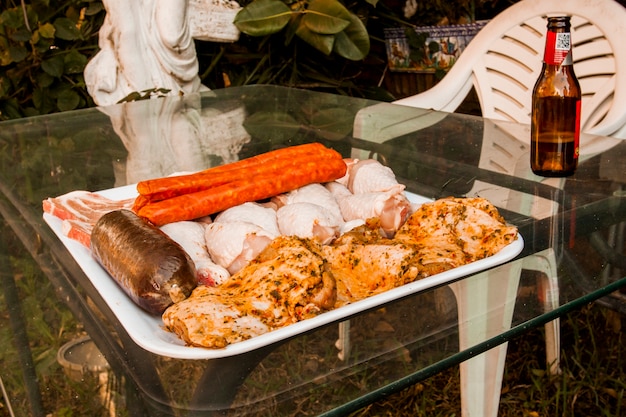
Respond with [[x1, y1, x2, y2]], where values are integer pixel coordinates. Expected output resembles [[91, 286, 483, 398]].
[[85, 0, 241, 106], [103, 93, 251, 186]]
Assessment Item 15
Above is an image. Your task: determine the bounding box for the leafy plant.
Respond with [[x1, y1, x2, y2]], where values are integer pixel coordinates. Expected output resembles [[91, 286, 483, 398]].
[[0, 0, 105, 121], [234, 0, 371, 61]]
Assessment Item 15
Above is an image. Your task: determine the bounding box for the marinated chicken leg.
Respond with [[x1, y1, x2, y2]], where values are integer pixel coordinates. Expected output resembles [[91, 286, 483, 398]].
[[163, 236, 336, 348]]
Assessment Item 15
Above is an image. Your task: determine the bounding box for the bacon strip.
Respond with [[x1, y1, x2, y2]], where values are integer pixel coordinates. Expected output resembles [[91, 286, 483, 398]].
[[62, 219, 93, 248], [43, 191, 135, 247]]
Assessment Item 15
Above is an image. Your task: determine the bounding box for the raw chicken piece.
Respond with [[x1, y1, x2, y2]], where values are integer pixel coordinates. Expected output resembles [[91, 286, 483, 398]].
[[214, 202, 280, 236], [160, 221, 230, 286], [163, 236, 336, 348], [273, 183, 343, 225], [347, 159, 403, 194], [204, 221, 276, 274], [325, 181, 353, 200], [326, 181, 411, 236], [334, 158, 359, 186], [339, 219, 366, 235], [276, 202, 340, 244]]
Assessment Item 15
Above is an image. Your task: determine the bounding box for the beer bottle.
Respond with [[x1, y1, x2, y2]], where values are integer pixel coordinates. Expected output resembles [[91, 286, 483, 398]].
[[530, 16, 581, 177]]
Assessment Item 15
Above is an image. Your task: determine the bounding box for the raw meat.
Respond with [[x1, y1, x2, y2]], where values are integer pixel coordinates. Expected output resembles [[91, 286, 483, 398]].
[[326, 181, 411, 236], [163, 197, 519, 348], [160, 221, 230, 286], [163, 236, 336, 348], [43, 191, 135, 247], [276, 202, 340, 244], [272, 183, 343, 225], [214, 202, 280, 236], [394, 197, 519, 275], [204, 221, 277, 274], [90, 210, 197, 315], [347, 159, 403, 194], [324, 221, 421, 306]]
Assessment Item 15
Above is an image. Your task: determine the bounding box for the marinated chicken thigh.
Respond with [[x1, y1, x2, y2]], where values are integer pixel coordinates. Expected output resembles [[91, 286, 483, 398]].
[[163, 196, 518, 349], [395, 197, 518, 275], [163, 236, 336, 348], [323, 221, 421, 306]]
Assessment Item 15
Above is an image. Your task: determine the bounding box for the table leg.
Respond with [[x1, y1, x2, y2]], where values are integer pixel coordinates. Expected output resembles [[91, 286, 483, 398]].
[[189, 343, 279, 413], [0, 236, 46, 417]]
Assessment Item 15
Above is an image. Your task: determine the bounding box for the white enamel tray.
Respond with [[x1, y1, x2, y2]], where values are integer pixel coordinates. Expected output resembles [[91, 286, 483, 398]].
[[44, 186, 524, 359]]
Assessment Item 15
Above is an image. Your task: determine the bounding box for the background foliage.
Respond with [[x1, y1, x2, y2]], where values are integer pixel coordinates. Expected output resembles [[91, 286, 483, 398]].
[[0, 0, 105, 120], [1, 0, 520, 121]]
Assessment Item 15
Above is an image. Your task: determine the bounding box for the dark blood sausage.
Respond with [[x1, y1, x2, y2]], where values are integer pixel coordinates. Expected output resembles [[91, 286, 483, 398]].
[[90, 209, 197, 315]]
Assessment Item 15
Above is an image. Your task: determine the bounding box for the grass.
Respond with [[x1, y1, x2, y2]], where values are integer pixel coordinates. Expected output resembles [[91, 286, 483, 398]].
[[353, 303, 626, 417], [1, 233, 625, 416]]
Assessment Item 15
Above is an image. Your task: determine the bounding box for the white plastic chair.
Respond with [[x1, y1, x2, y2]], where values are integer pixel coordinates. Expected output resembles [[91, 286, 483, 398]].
[[391, 0, 626, 369], [393, 0, 626, 139], [351, 1, 626, 416]]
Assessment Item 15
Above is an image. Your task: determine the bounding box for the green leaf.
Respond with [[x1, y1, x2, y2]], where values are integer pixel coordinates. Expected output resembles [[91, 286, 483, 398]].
[[34, 36, 54, 54], [303, 0, 351, 35], [295, 23, 334, 55], [53, 17, 81, 41], [63, 49, 87, 74], [32, 88, 56, 114], [0, 9, 24, 29], [242, 111, 300, 143], [41, 55, 64, 77], [428, 40, 440, 54], [10, 27, 33, 42], [57, 90, 80, 112], [234, 0, 292, 36], [0, 98, 22, 121], [36, 71, 55, 88], [310, 107, 354, 140], [284, 13, 301, 44], [0, 76, 10, 97], [85, 3, 105, 16], [39, 22, 56, 39], [9, 45, 28, 63], [0, 35, 11, 65], [332, 13, 369, 60]]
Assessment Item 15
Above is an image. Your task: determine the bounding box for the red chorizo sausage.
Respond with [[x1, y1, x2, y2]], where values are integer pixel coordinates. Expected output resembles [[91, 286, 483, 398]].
[[136, 157, 347, 225], [135, 143, 340, 206]]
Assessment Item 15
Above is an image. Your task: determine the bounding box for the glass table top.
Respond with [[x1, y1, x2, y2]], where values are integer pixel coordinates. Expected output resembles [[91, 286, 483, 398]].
[[0, 85, 624, 416]]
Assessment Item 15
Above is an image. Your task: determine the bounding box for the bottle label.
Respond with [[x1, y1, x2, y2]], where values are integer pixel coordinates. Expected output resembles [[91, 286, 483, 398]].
[[544, 32, 572, 65], [574, 98, 581, 160]]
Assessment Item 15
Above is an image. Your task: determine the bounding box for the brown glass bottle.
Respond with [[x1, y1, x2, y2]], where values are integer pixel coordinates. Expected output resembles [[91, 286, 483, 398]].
[[530, 16, 581, 177]]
